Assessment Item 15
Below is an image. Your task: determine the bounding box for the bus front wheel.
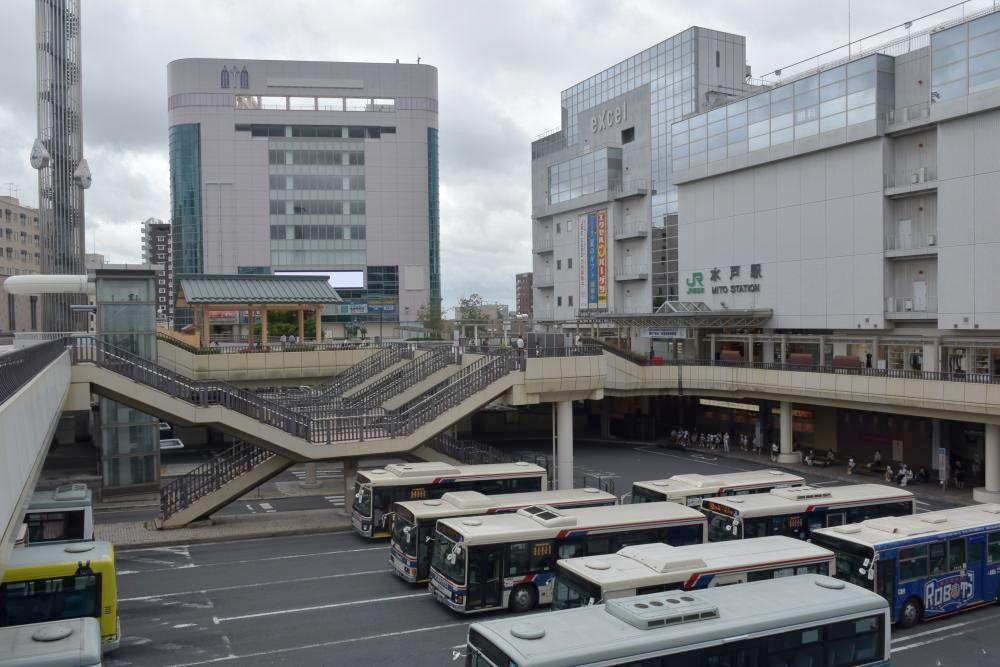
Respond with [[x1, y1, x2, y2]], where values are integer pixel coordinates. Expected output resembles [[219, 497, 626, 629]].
[[509, 584, 538, 613], [899, 598, 923, 628]]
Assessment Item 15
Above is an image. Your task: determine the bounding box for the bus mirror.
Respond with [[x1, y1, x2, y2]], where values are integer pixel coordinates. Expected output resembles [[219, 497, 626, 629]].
[[862, 558, 871, 566]]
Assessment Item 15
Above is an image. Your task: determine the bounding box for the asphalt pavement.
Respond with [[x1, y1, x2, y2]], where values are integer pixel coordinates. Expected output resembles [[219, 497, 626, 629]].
[[104, 442, 995, 666]]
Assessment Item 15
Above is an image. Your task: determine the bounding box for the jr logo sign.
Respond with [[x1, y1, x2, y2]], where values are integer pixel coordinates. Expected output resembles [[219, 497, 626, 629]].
[[924, 570, 975, 614], [686, 272, 704, 295]]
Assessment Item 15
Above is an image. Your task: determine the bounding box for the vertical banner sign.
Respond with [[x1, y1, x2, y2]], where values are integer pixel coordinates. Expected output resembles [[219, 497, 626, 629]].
[[578, 214, 588, 308], [587, 212, 598, 307], [596, 209, 607, 308]]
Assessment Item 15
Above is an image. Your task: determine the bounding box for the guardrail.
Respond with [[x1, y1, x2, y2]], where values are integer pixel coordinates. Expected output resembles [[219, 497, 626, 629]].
[[0, 338, 68, 405], [159, 440, 274, 520], [429, 432, 553, 481], [157, 333, 383, 355], [615, 351, 1000, 384]]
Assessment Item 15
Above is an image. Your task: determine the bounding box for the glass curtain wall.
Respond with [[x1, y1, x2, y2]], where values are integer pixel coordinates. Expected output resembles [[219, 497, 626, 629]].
[[169, 123, 202, 327], [95, 272, 159, 494]]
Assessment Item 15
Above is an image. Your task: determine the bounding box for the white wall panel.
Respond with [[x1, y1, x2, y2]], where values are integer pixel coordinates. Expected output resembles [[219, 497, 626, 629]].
[[775, 206, 801, 261]]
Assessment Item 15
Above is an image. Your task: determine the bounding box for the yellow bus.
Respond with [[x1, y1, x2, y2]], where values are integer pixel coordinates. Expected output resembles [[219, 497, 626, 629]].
[[0, 541, 119, 653]]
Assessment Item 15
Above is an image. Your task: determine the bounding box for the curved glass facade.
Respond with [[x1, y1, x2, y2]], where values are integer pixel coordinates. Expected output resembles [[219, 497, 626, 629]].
[[169, 123, 203, 278]]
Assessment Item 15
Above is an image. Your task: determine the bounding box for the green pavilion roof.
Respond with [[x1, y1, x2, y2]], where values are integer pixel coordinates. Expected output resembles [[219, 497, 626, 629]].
[[176, 274, 342, 306]]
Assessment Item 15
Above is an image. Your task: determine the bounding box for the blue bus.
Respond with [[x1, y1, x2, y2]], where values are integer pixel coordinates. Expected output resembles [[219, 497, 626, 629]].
[[812, 503, 1000, 627]]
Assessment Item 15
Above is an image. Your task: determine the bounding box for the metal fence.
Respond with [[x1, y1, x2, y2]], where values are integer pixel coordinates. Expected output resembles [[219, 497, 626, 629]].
[[429, 432, 554, 481], [159, 440, 273, 520], [0, 338, 69, 405]]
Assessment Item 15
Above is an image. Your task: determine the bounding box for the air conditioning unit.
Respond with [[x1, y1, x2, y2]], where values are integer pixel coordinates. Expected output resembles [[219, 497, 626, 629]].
[[911, 172, 919, 184], [918, 167, 928, 183], [903, 298, 913, 312], [886, 297, 896, 312], [928, 234, 937, 246]]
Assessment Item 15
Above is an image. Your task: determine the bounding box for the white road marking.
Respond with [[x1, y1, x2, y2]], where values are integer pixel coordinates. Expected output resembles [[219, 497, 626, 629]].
[[892, 627, 977, 652], [165, 622, 467, 666], [117, 528, 358, 552], [892, 618, 972, 644], [631, 447, 751, 471], [244, 504, 255, 514], [213, 592, 430, 623], [259, 502, 275, 513], [173, 623, 196, 629], [118, 545, 387, 575], [120, 568, 392, 602]]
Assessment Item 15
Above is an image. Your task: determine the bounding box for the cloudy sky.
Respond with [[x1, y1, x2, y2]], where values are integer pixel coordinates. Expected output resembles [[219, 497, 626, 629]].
[[0, 0, 962, 309]]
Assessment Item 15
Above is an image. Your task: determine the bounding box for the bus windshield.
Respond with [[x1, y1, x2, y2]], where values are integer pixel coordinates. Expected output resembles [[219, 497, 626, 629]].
[[431, 533, 466, 584], [630, 486, 665, 504], [392, 512, 416, 555], [552, 569, 602, 610], [707, 512, 739, 541], [812, 534, 875, 590], [353, 482, 371, 517], [1, 573, 100, 626]]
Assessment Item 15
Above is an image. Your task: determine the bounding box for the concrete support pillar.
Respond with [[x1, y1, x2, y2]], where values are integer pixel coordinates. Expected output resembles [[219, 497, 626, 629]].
[[931, 419, 943, 472], [300, 462, 321, 489], [709, 334, 716, 364], [260, 308, 268, 345], [923, 340, 940, 373], [833, 341, 848, 358], [340, 458, 357, 515], [974, 424, 1000, 503], [872, 337, 880, 368], [246, 308, 254, 347], [819, 336, 826, 366], [298, 308, 305, 342], [777, 401, 800, 464], [557, 400, 574, 490], [762, 341, 775, 364], [780, 336, 788, 363], [315, 307, 323, 342], [747, 335, 754, 363], [198, 305, 209, 348], [600, 400, 611, 439]]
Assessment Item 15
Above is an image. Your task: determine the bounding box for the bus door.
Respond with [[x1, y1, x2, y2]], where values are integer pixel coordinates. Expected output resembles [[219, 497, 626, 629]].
[[468, 546, 503, 610], [417, 522, 433, 581], [875, 555, 896, 601]]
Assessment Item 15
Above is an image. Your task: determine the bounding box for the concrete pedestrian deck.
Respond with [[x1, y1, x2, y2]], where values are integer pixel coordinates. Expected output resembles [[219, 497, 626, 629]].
[[95, 508, 352, 549]]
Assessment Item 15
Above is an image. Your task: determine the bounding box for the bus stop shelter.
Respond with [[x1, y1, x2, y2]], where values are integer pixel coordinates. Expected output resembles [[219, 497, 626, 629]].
[[175, 274, 342, 347]]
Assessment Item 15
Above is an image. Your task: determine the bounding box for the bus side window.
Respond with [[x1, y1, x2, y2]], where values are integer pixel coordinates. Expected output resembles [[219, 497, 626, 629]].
[[587, 537, 611, 556], [558, 541, 582, 559], [990, 531, 1000, 563], [899, 545, 929, 581], [929, 541, 947, 575], [948, 538, 966, 571]]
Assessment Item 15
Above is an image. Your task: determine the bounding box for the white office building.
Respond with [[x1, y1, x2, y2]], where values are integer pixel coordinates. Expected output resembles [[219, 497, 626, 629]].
[[530, 28, 752, 322], [167, 59, 440, 333], [671, 5, 1000, 374]]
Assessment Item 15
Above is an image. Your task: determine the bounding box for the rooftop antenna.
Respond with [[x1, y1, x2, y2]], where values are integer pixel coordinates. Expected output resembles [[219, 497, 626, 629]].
[[847, 0, 852, 58], [2, 182, 18, 199], [395, 58, 399, 63], [417, 56, 421, 64]]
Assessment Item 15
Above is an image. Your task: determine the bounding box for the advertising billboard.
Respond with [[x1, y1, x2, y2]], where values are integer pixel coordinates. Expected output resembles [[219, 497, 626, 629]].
[[578, 209, 608, 311]]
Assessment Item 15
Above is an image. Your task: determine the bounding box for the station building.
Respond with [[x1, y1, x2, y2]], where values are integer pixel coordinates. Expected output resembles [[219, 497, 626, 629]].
[[167, 58, 440, 336]]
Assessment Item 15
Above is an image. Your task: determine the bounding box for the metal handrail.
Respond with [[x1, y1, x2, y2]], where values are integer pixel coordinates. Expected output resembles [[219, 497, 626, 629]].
[[159, 440, 273, 519], [0, 338, 68, 405], [299, 343, 411, 401], [344, 346, 459, 410]]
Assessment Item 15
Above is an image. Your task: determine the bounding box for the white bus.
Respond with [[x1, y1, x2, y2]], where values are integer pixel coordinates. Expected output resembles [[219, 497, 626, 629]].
[[0, 617, 102, 667], [429, 502, 706, 614], [466, 574, 891, 667], [630, 470, 804, 507], [702, 484, 915, 542], [351, 462, 547, 538], [553, 535, 835, 609], [811, 504, 1000, 627], [391, 488, 617, 583], [24, 484, 94, 545]]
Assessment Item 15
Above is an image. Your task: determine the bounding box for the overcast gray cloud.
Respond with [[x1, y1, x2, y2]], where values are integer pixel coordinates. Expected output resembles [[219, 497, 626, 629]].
[[0, 0, 959, 306]]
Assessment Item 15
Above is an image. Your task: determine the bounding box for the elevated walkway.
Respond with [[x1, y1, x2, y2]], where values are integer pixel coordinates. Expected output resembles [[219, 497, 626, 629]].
[[66, 337, 543, 527], [0, 341, 75, 578]]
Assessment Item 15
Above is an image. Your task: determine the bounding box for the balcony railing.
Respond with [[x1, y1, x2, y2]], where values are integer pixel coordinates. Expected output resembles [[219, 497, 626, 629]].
[[614, 223, 649, 240], [534, 271, 554, 287], [534, 236, 554, 253], [610, 179, 651, 200], [614, 261, 649, 281]]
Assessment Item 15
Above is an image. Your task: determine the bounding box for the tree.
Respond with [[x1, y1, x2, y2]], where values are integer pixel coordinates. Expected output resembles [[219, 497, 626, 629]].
[[458, 293, 487, 322], [417, 300, 444, 339]]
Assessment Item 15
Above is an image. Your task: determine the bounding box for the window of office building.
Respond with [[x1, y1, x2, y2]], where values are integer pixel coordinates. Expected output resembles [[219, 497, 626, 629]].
[[672, 54, 889, 170], [932, 12, 1000, 103], [547, 147, 622, 205]]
